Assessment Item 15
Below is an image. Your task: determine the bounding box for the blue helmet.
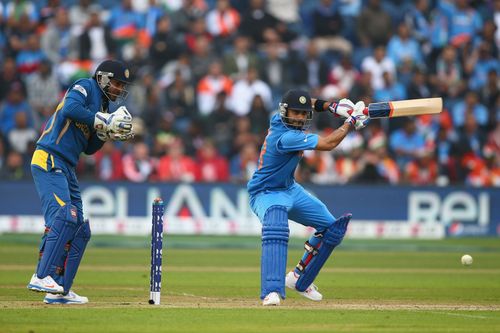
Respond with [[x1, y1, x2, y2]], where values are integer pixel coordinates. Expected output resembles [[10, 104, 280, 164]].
[[279, 89, 313, 130], [93, 60, 131, 102]]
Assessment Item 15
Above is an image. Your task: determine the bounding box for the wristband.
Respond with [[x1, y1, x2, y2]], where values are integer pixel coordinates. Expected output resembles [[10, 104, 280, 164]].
[[314, 99, 329, 112]]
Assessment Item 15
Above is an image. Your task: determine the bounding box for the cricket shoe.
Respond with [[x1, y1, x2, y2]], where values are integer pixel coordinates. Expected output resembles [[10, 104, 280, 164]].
[[44, 290, 88, 304], [285, 271, 323, 301], [27, 274, 64, 294], [262, 292, 281, 306]]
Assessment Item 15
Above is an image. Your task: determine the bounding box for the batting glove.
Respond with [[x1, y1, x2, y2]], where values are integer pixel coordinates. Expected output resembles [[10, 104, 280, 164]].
[[328, 98, 355, 119]]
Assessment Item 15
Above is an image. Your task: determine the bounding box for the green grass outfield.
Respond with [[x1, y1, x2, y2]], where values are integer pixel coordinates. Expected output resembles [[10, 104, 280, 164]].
[[1, 234, 499, 333]]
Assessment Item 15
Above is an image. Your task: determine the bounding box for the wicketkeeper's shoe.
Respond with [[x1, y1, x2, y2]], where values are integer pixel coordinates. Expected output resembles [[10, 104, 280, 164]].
[[285, 271, 323, 301], [27, 273, 64, 294], [44, 290, 89, 305], [262, 292, 281, 306]]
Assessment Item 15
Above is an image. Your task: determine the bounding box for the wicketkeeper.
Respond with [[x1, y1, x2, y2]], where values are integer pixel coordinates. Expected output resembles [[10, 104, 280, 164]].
[[27, 60, 135, 304], [247, 89, 369, 306]]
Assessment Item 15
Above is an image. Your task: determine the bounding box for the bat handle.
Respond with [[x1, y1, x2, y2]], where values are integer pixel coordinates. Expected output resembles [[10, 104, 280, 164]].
[[363, 107, 368, 116]]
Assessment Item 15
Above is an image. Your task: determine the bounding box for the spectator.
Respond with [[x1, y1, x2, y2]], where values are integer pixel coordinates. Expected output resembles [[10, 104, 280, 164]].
[[122, 141, 155, 182], [407, 68, 431, 100], [239, 0, 279, 44], [157, 139, 197, 182], [196, 61, 233, 116], [373, 71, 407, 103], [164, 70, 196, 129], [404, 149, 438, 185], [311, 0, 352, 55], [467, 42, 499, 91], [232, 116, 260, 156], [326, 54, 359, 99], [293, 41, 329, 90], [223, 34, 260, 80], [69, 0, 95, 34], [142, 0, 166, 48], [405, 0, 431, 49], [0, 58, 25, 102], [456, 113, 487, 159], [195, 140, 229, 182], [93, 141, 125, 181], [229, 67, 272, 116], [77, 6, 116, 62], [107, 0, 144, 49], [7, 111, 37, 154], [205, 0, 240, 39], [441, 0, 482, 48], [4, 0, 38, 32], [247, 94, 271, 140], [389, 118, 426, 169], [432, 45, 466, 100], [259, 41, 291, 103], [387, 22, 423, 67], [26, 59, 60, 126], [357, 0, 392, 47], [183, 17, 212, 54], [452, 91, 489, 128], [0, 82, 33, 135], [41, 7, 75, 64], [361, 45, 396, 90], [170, 0, 208, 34], [190, 34, 217, 81], [16, 34, 46, 75], [230, 142, 258, 183], [149, 15, 180, 72], [2, 150, 28, 180], [205, 92, 236, 157]]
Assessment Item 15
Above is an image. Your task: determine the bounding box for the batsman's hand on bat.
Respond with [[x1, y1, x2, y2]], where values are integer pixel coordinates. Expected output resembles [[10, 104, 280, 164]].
[[351, 101, 369, 130], [328, 98, 355, 118]]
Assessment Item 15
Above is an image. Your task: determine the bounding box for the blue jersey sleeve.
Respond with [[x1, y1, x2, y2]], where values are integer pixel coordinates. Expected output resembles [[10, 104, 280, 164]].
[[60, 80, 96, 128], [85, 132, 105, 155], [277, 131, 319, 153]]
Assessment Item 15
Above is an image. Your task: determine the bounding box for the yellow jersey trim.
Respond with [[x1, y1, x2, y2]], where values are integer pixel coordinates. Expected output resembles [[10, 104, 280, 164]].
[[31, 150, 49, 171], [53, 193, 66, 207]]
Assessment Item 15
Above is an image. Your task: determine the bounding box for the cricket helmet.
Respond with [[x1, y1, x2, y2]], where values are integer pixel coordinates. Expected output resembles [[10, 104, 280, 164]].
[[93, 59, 131, 102], [279, 89, 313, 130]]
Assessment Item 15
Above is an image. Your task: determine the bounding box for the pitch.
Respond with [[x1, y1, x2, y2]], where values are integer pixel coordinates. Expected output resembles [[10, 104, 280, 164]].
[[1, 234, 499, 333]]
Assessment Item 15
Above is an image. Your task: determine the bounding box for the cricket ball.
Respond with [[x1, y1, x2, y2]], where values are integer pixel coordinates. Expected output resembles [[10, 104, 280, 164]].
[[461, 254, 473, 266]]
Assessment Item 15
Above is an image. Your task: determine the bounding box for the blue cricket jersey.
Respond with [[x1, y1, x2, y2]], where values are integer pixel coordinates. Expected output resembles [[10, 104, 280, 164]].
[[36, 78, 108, 166], [247, 114, 319, 196]]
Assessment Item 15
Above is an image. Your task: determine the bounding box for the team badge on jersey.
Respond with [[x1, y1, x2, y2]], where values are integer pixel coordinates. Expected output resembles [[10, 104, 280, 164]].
[[73, 85, 87, 97]]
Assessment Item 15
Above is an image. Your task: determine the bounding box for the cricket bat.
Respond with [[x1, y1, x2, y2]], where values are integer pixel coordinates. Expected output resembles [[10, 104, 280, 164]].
[[363, 97, 442, 119]]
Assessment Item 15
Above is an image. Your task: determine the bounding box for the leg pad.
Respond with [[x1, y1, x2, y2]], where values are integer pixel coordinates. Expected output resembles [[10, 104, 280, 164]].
[[63, 220, 91, 293], [37, 204, 80, 280], [295, 214, 351, 292], [261, 206, 289, 299]]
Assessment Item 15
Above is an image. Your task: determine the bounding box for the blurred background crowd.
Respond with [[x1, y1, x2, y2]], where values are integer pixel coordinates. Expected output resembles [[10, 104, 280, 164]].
[[0, 0, 498, 186]]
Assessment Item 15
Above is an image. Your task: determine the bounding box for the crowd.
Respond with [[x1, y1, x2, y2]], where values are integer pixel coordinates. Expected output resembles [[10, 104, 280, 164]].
[[0, 0, 498, 186]]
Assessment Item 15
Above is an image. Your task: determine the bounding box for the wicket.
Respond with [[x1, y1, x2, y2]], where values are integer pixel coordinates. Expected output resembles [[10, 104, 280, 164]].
[[149, 197, 165, 305]]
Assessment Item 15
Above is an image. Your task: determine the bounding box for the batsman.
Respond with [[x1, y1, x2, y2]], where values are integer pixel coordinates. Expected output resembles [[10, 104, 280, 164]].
[[27, 60, 135, 304], [248, 89, 369, 306]]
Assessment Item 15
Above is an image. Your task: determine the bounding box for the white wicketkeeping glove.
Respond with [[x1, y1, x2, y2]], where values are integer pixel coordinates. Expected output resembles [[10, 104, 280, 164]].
[[94, 106, 133, 134], [328, 98, 355, 118], [96, 128, 135, 141]]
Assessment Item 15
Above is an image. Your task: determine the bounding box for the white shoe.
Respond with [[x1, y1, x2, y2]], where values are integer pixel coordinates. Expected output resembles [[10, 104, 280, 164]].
[[262, 292, 281, 306], [27, 273, 64, 294], [44, 290, 89, 304], [285, 271, 323, 301]]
